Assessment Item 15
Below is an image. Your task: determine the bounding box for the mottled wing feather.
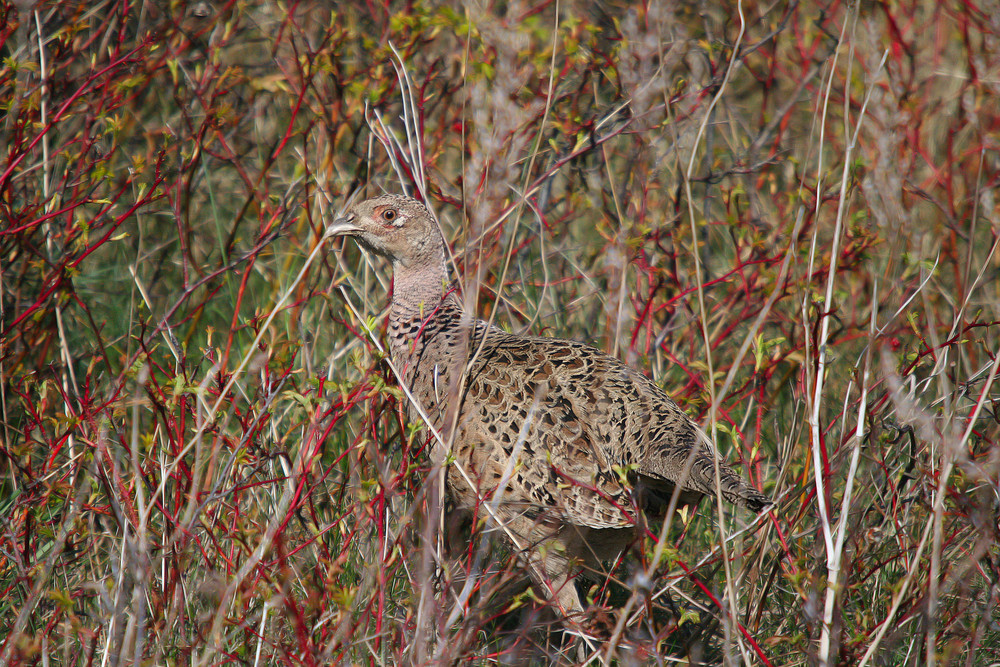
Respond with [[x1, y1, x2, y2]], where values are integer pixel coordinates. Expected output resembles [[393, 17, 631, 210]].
[[461, 329, 768, 518], [460, 335, 635, 529]]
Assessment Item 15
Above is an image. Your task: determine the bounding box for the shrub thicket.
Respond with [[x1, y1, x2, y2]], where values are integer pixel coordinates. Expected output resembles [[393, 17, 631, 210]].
[[2, 0, 998, 664]]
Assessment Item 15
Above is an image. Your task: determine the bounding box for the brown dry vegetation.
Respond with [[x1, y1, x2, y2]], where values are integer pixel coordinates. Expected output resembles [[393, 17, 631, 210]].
[[2, 0, 999, 664]]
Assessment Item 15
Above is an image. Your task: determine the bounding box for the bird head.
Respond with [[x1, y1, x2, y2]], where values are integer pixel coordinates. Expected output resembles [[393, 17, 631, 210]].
[[327, 194, 442, 267]]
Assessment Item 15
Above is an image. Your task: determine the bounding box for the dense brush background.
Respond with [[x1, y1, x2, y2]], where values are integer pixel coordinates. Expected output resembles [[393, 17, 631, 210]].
[[2, 0, 999, 664]]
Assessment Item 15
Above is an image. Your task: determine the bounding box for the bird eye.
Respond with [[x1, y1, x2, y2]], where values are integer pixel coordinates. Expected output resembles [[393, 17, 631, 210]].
[[382, 209, 396, 222]]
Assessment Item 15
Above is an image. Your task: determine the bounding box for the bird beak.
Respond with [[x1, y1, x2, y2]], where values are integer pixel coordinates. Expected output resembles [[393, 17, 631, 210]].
[[326, 213, 360, 239]]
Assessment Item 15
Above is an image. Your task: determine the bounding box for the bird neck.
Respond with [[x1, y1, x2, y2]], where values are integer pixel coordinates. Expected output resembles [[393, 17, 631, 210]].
[[389, 252, 450, 325]]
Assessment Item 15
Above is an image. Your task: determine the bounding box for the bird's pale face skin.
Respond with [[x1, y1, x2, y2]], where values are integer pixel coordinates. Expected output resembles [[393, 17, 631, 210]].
[[327, 194, 438, 267]]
